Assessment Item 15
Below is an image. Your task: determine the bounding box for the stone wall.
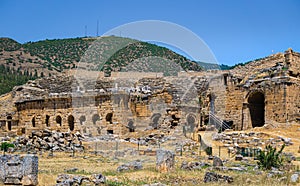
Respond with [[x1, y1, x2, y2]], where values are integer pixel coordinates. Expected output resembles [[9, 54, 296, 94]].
[[222, 49, 300, 130], [1, 49, 300, 137]]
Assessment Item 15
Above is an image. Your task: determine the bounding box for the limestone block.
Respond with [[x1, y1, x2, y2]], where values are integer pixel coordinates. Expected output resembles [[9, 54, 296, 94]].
[[156, 150, 175, 172]]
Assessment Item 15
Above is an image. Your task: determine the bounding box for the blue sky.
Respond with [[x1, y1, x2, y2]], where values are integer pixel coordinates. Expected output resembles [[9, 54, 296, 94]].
[[0, 0, 299, 65]]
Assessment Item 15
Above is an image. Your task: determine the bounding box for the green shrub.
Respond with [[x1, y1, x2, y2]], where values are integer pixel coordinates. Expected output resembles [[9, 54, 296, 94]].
[[257, 144, 285, 170], [1, 142, 14, 154], [204, 146, 212, 156]]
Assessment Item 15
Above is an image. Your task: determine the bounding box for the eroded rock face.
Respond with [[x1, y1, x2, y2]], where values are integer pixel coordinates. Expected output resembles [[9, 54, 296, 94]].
[[0, 154, 38, 185], [156, 150, 175, 172]]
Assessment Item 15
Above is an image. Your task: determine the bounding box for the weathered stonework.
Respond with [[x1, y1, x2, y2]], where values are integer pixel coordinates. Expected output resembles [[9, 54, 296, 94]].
[[0, 154, 38, 185], [0, 49, 299, 137], [222, 49, 300, 130]]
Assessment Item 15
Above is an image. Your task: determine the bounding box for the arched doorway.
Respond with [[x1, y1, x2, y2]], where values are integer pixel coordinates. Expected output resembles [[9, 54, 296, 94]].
[[45, 115, 50, 127], [32, 117, 36, 127], [56, 115, 62, 126], [68, 115, 75, 131], [105, 113, 113, 124], [79, 115, 86, 125], [7, 116, 12, 131], [248, 92, 265, 128], [128, 120, 135, 132], [186, 114, 196, 132], [92, 114, 100, 125], [151, 113, 161, 129]]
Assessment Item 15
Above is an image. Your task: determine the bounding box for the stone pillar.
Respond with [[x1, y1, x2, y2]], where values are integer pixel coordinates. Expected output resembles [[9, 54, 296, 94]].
[[156, 150, 175, 172], [22, 155, 38, 186]]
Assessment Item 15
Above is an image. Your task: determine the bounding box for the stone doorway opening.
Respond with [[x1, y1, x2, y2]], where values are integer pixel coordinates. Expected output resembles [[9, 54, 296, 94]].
[[92, 114, 100, 125], [7, 116, 12, 131], [106, 113, 113, 124], [128, 120, 135, 132], [45, 115, 50, 127], [151, 113, 161, 129], [68, 115, 75, 131], [107, 129, 113, 134], [79, 115, 86, 125], [248, 92, 265, 128], [56, 116, 62, 126], [186, 114, 196, 132], [32, 117, 36, 127]]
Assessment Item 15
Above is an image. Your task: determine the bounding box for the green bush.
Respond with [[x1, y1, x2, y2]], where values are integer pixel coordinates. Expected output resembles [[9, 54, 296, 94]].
[[204, 146, 212, 156], [257, 144, 285, 170], [1, 142, 14, 154]]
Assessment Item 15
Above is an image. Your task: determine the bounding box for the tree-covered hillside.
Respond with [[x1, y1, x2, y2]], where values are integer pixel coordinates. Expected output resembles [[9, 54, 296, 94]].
[[0, 64, 35, 95]]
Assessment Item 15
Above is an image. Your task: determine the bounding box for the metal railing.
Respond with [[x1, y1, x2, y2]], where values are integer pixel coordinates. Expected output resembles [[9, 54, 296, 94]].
[[209, 112, 231, 131]]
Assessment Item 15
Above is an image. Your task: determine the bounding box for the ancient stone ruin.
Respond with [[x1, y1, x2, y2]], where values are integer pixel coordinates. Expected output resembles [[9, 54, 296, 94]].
[[0, 154, 38, 185], [0, 48, 299, 139]]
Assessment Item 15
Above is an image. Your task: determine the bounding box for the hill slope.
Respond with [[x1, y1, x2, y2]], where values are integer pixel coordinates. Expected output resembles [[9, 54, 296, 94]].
[[0, 36, 203, 94]]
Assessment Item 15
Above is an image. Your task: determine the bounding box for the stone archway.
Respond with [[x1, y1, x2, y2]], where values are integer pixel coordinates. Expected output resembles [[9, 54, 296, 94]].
[[68, 115, 75, 131], [7, 116, 12, 131], [45, 115, 50, 127], [32, 117, 36, 127], [79, 115, 86, 125], [56, 115, 62, 126], [248, 92, 265, 128], [106, 113, 113, 124], [151, 113, 161, 129], [92, 114, 100, 125], [128, 120, 135, 132], [186, 113, 196, 132]]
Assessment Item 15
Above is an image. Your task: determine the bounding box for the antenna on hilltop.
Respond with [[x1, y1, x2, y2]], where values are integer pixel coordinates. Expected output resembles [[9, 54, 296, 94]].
[[85, 25, 87, 37], [96, 20, 99, 37]]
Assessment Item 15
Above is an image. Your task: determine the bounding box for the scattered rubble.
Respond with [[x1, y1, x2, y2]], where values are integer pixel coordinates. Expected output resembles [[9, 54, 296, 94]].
[[11, 129, 84, 152], [180, 161, 210, 170], [117, 160, 143, 172], [203, 172, 233, 183], [56, 173, 106, 186]]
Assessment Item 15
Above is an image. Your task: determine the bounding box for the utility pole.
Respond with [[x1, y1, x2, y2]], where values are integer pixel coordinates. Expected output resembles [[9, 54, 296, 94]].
[[85, 25, 87, 37], [96, 20, 99, 37]]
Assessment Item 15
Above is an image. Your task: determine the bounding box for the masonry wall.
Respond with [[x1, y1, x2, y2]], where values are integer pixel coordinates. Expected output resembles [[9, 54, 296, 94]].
[[14, 95, 131, 136], [286, 83, 300, 122]]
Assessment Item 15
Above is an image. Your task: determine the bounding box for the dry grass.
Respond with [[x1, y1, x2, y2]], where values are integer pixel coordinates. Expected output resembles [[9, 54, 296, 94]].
[[1, 124, 299, 185], [32, 151, 299, 186]]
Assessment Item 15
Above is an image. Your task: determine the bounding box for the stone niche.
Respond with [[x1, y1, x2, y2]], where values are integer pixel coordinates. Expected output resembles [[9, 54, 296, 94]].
[[0, 154, 38, 185]]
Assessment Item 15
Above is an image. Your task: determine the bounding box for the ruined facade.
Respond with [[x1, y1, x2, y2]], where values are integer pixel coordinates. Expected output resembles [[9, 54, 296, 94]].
[[0, 49, 299, 137], [222, 48, 300, 130]]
